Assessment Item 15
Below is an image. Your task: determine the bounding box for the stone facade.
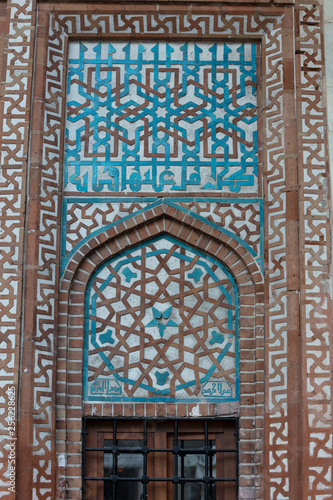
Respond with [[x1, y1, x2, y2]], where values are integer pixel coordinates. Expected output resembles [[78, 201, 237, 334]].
[[0, 0, 332, 499]]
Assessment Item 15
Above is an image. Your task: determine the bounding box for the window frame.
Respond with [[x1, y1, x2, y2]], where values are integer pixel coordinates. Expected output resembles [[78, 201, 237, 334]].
[[83, 417, 239, 500]]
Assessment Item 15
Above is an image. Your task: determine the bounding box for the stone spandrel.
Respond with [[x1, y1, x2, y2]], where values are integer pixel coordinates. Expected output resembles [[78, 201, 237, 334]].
[[65, 41, 258, 195]]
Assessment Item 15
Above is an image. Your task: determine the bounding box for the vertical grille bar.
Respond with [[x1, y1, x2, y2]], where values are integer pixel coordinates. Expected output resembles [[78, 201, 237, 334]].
[[144, 419, 148, 500], [82, 417, 86, 499], [204, 420, 209, 500], [112, 419, 117, 500], [173, 420, 178, 500], [236, 418, 239, 498]]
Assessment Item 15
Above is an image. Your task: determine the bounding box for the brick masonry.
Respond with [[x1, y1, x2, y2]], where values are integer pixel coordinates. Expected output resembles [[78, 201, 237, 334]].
[[0, 1, 331, 499]]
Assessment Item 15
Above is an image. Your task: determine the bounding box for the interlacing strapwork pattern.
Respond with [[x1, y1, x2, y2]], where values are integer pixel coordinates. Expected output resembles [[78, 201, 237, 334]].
[[0, 0, 35, 495], [0, 2, 330, 499], [65, 41, 258, 194], [64, 200, 261, 258], [31, 12, 65, 499], [58, 10, 277, 499], [86, 237, 238, 401], [298, 2, 333, 497], [263, 15, 289, 498], [28, 7, 295, 499]]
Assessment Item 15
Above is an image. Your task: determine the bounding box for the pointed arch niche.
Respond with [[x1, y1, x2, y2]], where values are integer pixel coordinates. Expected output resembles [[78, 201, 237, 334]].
[[84, 234, 239, 403], [56, 203, 264, 495]]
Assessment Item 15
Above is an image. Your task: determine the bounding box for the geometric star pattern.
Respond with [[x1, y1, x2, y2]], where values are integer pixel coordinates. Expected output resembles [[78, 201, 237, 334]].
[[85, 236, 238, 401], [65, 41, 258, 194]]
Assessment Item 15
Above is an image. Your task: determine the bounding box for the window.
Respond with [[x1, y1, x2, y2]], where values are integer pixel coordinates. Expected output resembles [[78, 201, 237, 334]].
[[83, 418, 238, 499]]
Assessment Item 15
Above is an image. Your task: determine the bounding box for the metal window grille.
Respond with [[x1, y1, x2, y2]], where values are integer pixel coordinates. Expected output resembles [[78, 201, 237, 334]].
[[83, 417, 238, 500]]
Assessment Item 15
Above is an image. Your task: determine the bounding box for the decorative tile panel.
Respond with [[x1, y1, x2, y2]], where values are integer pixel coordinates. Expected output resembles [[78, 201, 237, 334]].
[[298, 2, 333, 497], [85, 236, 238, 402], [27, 6, 287, 499], [65, 41, 258, 194], [62, 198, 262, 269], [56, 10, 277, 500], [0, 0, 35, 496], [0, 1, 330, 499]]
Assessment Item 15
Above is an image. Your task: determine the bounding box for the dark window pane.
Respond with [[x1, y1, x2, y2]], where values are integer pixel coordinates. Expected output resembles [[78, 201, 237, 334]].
[[104, 439, 144, 500], [177, 440, 216, 500]]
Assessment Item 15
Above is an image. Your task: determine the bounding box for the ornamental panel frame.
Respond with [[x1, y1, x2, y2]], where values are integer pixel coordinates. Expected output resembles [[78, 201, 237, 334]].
[[59, 205, 264, 499], [84, 234, 240, 403], [17, 4, 304, 500], [64, 39, 259, 195]]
